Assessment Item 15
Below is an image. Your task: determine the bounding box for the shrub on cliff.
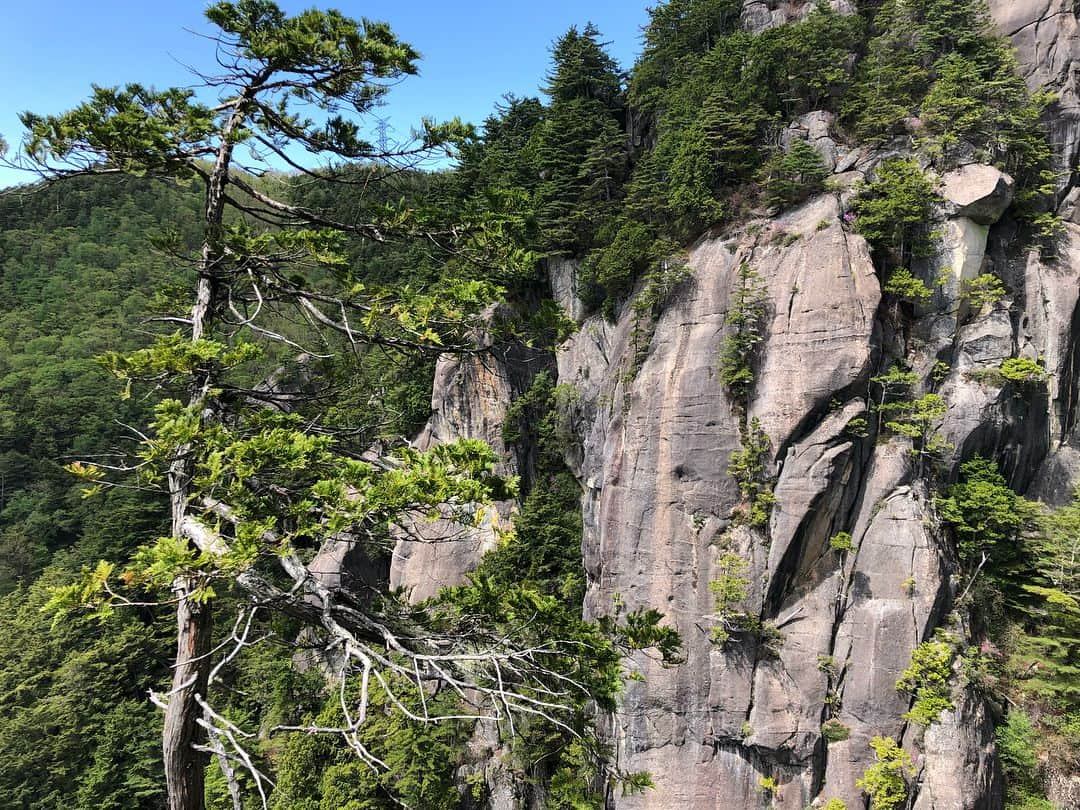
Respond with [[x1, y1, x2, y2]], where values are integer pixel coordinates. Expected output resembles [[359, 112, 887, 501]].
[[718, 264, 769, 404], [761, 140, 830, 208], [851, 158, 939, 268], [857, 736, 914, 810]]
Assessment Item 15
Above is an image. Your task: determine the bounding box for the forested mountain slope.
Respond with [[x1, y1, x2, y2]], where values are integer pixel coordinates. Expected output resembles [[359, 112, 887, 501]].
[[2, 1, 1079, 809], [0, 178, 192, 807]]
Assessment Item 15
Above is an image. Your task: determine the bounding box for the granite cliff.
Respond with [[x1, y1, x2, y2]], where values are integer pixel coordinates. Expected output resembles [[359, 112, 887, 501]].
[[384, 2, 1080, 807]]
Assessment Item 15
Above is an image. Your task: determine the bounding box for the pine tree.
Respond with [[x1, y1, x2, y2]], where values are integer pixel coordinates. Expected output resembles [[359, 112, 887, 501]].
[[630, 0, 743, 114], [544, 23, 623, 110], [1012, 489, 1080, 707], [533, 24, 628, 254], [761, 140, 830, 208]]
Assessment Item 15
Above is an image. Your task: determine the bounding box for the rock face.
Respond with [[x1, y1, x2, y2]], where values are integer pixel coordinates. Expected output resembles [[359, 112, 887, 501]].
[[1022, 223, 1080, 504], [549, 141, 1080, 806], [910, 690, 1003, 810], [741, 0, 856, 34], [990, 0, 1080, 201], [381, 4, 1080, 808], [389, 337, 547, 602], [553, 157, 1077, 805], [1001, 0, 1080, 500]]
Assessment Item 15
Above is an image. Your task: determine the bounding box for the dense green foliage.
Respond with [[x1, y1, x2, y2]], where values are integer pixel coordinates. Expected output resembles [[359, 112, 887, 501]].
[[617, 3, 863, 254], [0, 554, 171, 809], [868, 362, 955, 470], [938, 458, 1079, 802], [497, 371, 585, 603], [895, 631, 958, 727], [996, 711, 1054, 810], [845, 1, 1053, 179], [882, 268, 933, 305], [710, 551, 754, 645], [856, 736, 914, 810], [961, 272, 1007, 311], [830, 532, 855, 554], [0, 179, 199, 802], [629, 0, 742, 117], [0, 178, 200, 593], [999, 357, 1048, 389], [820, 719, 850, 743], [270, 677, 471, 810], [851, 158, 940, 270], [938, 457, 1038, 569], [1011, 489, 1080, 714], [0, 157, 474, 810], [533, 25, 627, 255], [453, 0, 1056, 314], [844, 0, 1058, 234], [761, 140, 830, 208]]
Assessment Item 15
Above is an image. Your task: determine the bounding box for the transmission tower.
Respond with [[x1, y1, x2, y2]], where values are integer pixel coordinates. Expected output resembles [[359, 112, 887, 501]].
[[373, 117, 393, 157]]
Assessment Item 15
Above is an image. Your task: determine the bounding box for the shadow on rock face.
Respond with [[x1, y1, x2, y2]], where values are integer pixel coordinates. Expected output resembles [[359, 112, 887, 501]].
[[849, 570, 873, 602]]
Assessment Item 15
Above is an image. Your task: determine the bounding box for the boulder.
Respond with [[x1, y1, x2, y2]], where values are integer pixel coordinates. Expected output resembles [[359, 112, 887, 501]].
[[940, 165, 1015, 225]]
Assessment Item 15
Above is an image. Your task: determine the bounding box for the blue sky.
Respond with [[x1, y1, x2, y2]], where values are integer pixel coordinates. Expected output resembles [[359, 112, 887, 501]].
[[0, 0, 651, 188]]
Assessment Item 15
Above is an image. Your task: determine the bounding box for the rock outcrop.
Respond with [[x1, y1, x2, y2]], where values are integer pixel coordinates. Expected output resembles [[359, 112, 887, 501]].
[[741, 0, 856, 34], [940, 165, 1015, 226], [549, 256, 590, 325], [389, 335, 548, 601], [910, 690, 1003, 810], [990, 0, 1080, 202], [781, 111, 841, 171]]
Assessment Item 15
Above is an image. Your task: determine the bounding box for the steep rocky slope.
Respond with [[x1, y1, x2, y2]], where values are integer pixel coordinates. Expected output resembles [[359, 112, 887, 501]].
[[556, 177, 1063, 809], [390, 2, 1080, 807]]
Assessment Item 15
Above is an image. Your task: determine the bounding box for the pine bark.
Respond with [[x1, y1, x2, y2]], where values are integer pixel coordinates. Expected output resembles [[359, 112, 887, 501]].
[[162, 585, 213, 810]]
